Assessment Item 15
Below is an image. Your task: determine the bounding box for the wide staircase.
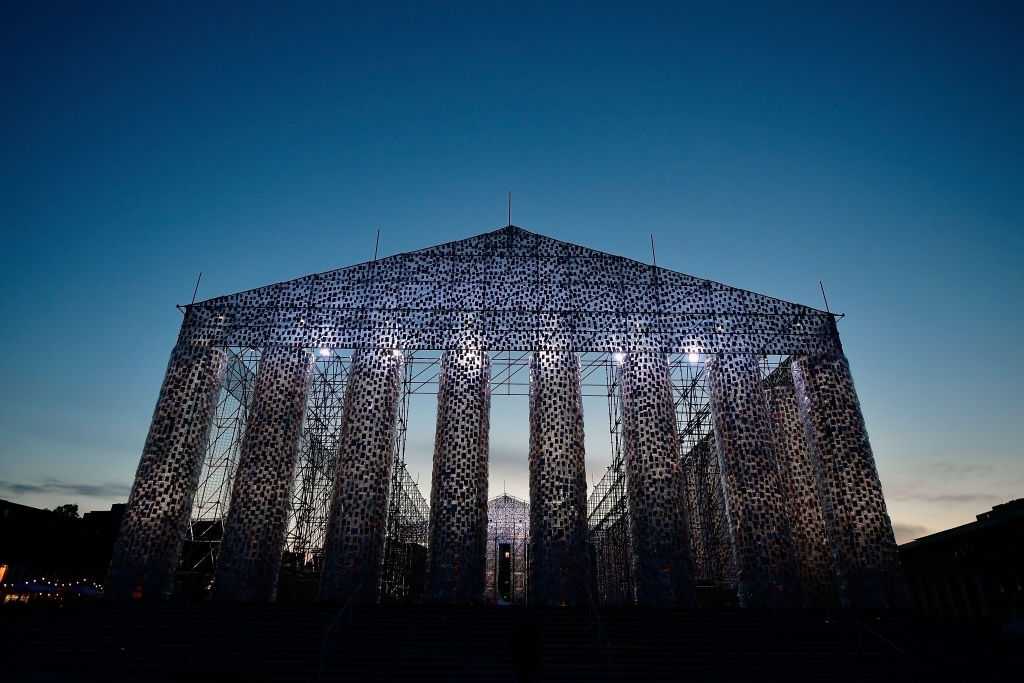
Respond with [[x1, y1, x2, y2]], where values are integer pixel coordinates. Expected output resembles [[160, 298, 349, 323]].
[[1, 601, 1020, 681]]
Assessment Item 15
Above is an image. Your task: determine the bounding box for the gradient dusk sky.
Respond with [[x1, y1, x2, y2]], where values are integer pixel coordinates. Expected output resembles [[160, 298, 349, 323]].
[[1, 2, 1021, 543]]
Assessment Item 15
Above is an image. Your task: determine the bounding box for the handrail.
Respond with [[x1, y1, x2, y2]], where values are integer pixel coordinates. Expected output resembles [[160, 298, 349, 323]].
[[830, 602, 912, 662], [585, 584, 613, 680], [317, 582, 363, 680], [806, 584, 914, 676]]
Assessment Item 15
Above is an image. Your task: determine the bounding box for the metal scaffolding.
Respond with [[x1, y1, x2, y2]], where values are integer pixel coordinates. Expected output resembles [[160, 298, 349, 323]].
[[585, 353, 798, 605], [279, 352, 350, 597], [586, 357, 633, 605], [381, 354, 431, 603], [180, 349, 431, 600], [671, 354, 735, 590], [108, 226, 906, 608], [108, 224, 915, 610], [179, 341, 813, 606], [178, 347, 258, 594]]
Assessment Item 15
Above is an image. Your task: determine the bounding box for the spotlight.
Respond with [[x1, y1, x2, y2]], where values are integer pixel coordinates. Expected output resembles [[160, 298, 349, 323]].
[[318, 348, 331, 357], [613, 352, 625, 364], [688, 352, 699, 363]]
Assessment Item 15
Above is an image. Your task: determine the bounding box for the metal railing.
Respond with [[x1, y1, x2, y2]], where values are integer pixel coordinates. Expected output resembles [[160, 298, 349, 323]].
[[585, 584, 614, 680], [317, 582, 363, 680]]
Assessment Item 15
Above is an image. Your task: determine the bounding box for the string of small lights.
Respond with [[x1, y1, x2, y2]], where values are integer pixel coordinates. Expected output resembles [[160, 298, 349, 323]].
[[1, 578, 104, 590]]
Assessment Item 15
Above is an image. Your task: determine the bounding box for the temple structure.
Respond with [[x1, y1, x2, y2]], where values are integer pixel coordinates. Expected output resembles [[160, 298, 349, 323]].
[[107, 226, 905, 608]]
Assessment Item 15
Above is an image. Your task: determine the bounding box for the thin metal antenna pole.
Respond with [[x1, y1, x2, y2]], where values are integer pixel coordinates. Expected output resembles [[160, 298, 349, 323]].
[[374, 229, 380, 261], [819, 280, 831, 314], [650, 234, 657, 267], [191, 272, 202, 305]]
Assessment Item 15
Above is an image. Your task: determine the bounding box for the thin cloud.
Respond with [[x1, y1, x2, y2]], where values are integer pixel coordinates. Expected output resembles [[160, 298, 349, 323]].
[[912, 492, 1000, 503], [924, 462, 994, 477], [488, 444, 528, 466], [886, 486, 1000, 504], [0, 477, 130, 499], [892, 523, 931, 544]]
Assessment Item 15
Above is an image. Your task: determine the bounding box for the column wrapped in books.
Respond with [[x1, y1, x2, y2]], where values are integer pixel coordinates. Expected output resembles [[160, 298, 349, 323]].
[[620, 351, 695, 607], [707, 353, 799, 608], [424, 349, 491, 603], [528, 350, 589, 606], [319, 348, 403, 603], [213, 346, 315, 601], [792, 352, 907, 609], [106, 344, 227, 600]]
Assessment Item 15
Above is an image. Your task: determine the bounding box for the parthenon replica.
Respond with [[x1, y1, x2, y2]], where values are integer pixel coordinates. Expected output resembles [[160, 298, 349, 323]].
[[106, 225, 905, 609]]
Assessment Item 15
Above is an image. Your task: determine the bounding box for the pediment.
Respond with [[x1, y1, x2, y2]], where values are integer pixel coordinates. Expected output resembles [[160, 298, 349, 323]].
[[180, 226, 837, 355]]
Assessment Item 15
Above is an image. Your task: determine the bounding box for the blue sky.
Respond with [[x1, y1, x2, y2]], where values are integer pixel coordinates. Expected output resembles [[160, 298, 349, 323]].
[[1, 1, 1021, 542]]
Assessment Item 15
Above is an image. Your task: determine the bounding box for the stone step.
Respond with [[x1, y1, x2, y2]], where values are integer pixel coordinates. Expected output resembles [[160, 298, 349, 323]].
[[1, 603, 1020, 682]]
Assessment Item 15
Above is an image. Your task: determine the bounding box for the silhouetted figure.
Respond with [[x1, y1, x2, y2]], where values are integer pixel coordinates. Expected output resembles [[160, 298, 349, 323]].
[[508, 614, 542, 682]]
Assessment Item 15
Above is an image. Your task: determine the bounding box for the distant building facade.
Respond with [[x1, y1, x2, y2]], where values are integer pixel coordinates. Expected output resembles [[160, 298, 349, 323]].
[[900, 499, 1024, 629], [0, 499, 123, 585]]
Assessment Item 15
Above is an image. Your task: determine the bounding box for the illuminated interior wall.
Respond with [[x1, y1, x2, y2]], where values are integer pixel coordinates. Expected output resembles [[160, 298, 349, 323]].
[[485, 493, 529, 604]]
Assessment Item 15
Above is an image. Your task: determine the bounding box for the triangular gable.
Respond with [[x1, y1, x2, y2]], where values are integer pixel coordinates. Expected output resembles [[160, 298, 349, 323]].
[[178, 226, 838, 355]]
